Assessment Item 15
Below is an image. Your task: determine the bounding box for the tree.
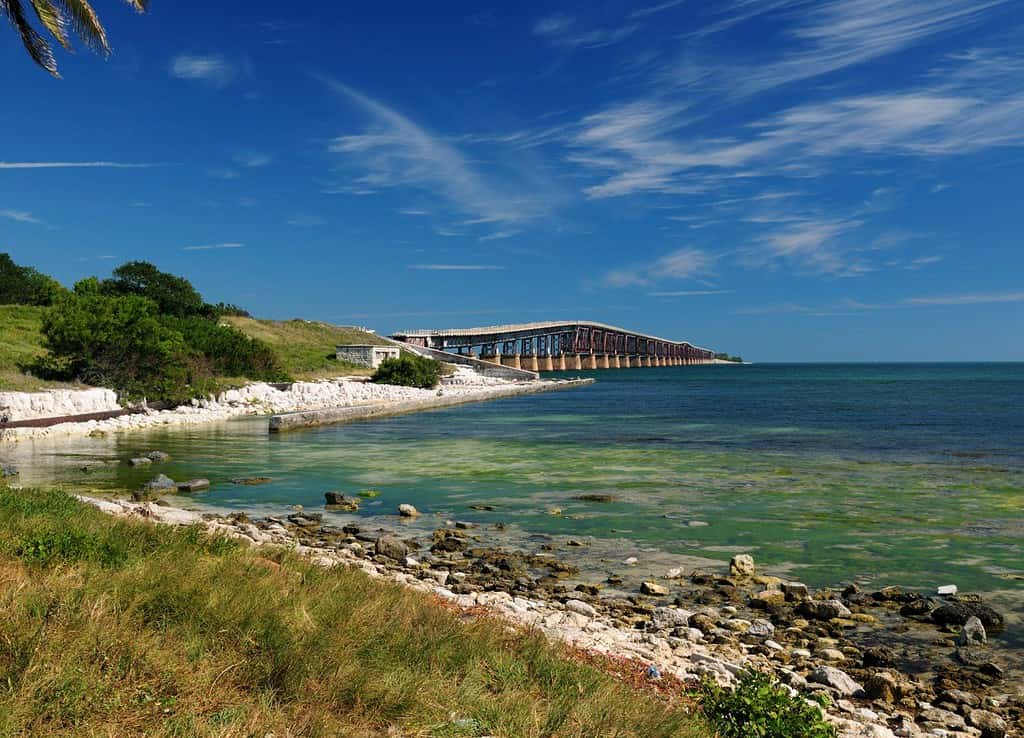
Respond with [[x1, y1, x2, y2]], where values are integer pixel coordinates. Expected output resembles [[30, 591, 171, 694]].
[[2, 0, 147, 78], [371, 355, 442, 389], [102, 261, 207, 318], [0, 252, 65, 305]]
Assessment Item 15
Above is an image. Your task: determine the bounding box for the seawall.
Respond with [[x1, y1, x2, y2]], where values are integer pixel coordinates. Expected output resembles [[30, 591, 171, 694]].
[[269, 378, 594, 432]]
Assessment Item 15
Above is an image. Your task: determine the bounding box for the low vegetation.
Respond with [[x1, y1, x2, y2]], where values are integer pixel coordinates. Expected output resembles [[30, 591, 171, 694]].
[[714, 352, 744, 363], [223, 316, 389, 380], [700, 670, 836, 738], [0, 486, 707, 737], [371, 354, 443, 389], [0, 305, 80, 392]]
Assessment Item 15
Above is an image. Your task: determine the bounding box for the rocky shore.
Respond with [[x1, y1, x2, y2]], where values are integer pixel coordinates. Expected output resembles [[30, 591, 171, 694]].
[[76, 492, 1021, 738], [2, 368, 563, 442]]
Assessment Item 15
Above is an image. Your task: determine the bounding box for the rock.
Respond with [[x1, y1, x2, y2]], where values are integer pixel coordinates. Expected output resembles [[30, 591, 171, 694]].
[[808, 665, 864, 697], [398, 503, 420, 518], [565, 599, 598, 618], [641, 581, 669, 596], [729, 554, 756, 577], [932, 600, 1004, 629], [324, 492, 359, 511], [145, 451, 170, 462], [968, 709, 1006, 738], [573, 493, 615, 503], [623, 556, 639, 565], [375, 535, 409, 560], [129, 457, 152, 467], [177, 478, 210, 492], [818, 648, 846, 662], [652, 606, 694, 629], [431, 529, 468, 553], [664, 567, 686, 579], [799, 599, 852, 620], [783, 581, 811, 602], [938, 689, 980, 708], [689, 613, 717, 634], [751, 589, 786, 608], [403, 556, 419, 568], [230, 477, 273, 485], [863, 671, 900, 702], [862, 646, 896, 668], [918, 707, 965, 730], [0, 462, 19, 478], [899, 597, 936, 618], [958, 616, 987, 646], [145, 473, 176, 491], [747, 618, 775, 638], [937, 584, 958, 596]]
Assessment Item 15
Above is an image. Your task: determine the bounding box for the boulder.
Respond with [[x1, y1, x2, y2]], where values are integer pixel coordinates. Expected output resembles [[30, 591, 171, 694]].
[[729, 554, 755, 577], [324, 492, 359, 511], [144, 474, 176, 491], [968, 709, 1007, 738], [128, 457, 152, 467], [652, 606, 694, 630], [958, 615, 987, 646], [863, 671, 900, 702], [375, 535, 409, 560], [932, 600, 1004, 628], [937, 584, 958, 596], [145, 451, 171, 462], [782, 581, 811, 602], [640, 581, 669, 596], [799, 598, 852, 620], [565, 599, 598, 618], [431, 529, 468, 553], [177, 478, 210, 492], [398, 503, 420, 518], [747, 618, 775, 638], [808, 665, 863, 697]]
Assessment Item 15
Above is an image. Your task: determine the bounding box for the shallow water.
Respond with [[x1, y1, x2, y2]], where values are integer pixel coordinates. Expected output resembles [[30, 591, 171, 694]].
[[6, 363, 1024, 646]]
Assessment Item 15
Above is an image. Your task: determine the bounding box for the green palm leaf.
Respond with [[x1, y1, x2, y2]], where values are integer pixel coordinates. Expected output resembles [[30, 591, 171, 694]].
[[1, 0, 59, 76], [30, 0, 71, 50], [50, 0, 109, 54]]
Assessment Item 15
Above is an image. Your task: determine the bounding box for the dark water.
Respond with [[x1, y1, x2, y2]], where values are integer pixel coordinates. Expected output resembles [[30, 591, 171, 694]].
[[8, 363, 1024, 641]]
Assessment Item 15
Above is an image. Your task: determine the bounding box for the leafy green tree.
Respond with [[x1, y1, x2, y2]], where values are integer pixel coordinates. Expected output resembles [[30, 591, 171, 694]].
[[0, 253, 65, 305], [39, 291, 192, 400], [2, 0, 147, 78], [371, 355, 442, 389], [102, 261, 207, 318]]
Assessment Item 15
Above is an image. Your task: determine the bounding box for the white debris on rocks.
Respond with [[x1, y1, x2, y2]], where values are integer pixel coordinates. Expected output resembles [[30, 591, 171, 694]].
[[77, 494, 905, 738], [0, 387, 120, 421], [4, 371, 532, 442]]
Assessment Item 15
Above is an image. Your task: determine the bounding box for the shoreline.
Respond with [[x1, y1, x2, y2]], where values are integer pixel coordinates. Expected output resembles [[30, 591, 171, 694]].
[[73, 493, 1020, 738], [1, 369, 592, 442]]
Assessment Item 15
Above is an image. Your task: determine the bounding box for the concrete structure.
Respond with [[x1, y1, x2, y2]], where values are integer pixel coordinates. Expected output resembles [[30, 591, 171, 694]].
[[335, 344, 400, 369], [391, 321, 717, 372]]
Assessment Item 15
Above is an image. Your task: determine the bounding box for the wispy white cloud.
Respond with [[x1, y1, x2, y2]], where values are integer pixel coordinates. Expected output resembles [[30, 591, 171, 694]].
[[751, 218, 870, 277], [907, 291, 1024, 306], [399, 208, 430, 216], [0, 161, 153, 169], [169, 54, 240, 88], [323, 78, 557, 225], [533, 13, 640, 49], [234, 152, 271, 168], [286, 214, 326, 227], [183, 242, 245, 251], [648, 289, 733, 297], [0, 209, 44, 225], [906, 255, 944, 269], [630, 0, 686, 19], [606, 247, 713, 287], [408, 264, 505, 271]]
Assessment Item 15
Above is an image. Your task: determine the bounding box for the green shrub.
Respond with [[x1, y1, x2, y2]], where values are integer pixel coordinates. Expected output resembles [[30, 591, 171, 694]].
[[101, 260, 207, 318], [699, 670, 836, 738], [371, 354, 443, 389]]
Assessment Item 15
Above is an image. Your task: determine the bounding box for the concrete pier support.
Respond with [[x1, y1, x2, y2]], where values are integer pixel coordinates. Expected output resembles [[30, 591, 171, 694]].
[[610, 355, 621, 369], [480, 354, 501, 365], [597, 354, 610, 369], [522, 355, 539, 372], [538, 356, 554, 372], [582, 354, 598, 370], [566, 354, 583, 370], [501, 354, 522, 369], [640, 356, 652, 367], [554, 355, 567, 371]]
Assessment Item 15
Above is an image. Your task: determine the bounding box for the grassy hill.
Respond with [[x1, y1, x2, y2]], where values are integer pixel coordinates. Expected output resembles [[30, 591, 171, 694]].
[[0, 309, 392, 392], [223, 316, 391, 380], [0, 305, 81, 392]]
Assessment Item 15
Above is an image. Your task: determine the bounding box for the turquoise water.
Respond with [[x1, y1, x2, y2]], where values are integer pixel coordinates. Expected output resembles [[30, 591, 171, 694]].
[[8, 364, 1024, 628]]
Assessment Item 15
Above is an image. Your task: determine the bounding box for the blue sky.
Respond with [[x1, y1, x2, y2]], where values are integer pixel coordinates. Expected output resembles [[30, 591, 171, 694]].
[[2, 0, 1022, 361]]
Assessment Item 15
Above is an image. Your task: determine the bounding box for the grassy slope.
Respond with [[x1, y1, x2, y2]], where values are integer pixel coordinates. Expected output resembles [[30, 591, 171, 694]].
[[0, 487, 706, 738], [0, 305, 81, 392], [224, 316, 392, 380]]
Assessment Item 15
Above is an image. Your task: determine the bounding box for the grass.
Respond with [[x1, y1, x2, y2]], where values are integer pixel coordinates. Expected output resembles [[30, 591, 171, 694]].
[[0, 486, 708, 738], [224, 316, 392, 380], [0, 305, 83, 392]]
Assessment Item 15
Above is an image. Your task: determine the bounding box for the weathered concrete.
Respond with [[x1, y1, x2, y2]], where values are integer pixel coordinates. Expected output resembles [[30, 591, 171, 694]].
[[501, 354, 521, 369], [582, 354, 598, 370], [566, 354, 583, 370], [538, 356, 554, 372], [269, 379, 595, 432], [0, 388, 121, 422], [521, 356, 540, 372], [390, 341, 537, 381], [554, 355, 567, 371], [335, 344, 400, 369], [610, 355, 621, 369]]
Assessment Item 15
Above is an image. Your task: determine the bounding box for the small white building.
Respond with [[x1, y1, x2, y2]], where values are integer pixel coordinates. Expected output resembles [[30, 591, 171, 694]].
[[336, 344, 401, 369]]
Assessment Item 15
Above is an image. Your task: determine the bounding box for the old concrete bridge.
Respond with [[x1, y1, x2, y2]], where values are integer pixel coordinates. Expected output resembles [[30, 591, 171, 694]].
[[390, 321, 716, 372]]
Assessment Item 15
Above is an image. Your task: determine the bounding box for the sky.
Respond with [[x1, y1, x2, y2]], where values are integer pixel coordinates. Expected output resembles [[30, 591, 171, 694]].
[[1, 0, 1022, 361]]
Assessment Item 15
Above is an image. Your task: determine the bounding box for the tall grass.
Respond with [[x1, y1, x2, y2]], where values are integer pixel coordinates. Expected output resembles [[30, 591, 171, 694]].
[[0, 487, 706, 738]]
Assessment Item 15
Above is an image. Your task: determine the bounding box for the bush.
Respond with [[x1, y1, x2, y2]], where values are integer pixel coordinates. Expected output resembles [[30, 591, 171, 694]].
[[101, 261, 207, 318], [699, 670, 836, 738], [371, 355, 442, 389], [0, 253, 65, 306], [169, 316, 287, 382]]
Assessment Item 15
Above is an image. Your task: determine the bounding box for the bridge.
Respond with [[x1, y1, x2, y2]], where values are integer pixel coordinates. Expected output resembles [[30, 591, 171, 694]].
[[390, 321, 716, 372]]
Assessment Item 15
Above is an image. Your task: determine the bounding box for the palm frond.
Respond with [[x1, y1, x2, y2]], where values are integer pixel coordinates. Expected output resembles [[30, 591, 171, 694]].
[[123, 0, 147, 11], [1, 0, 59, 76], [30, 0, 71, 50], [51, 0, 108, 54]]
